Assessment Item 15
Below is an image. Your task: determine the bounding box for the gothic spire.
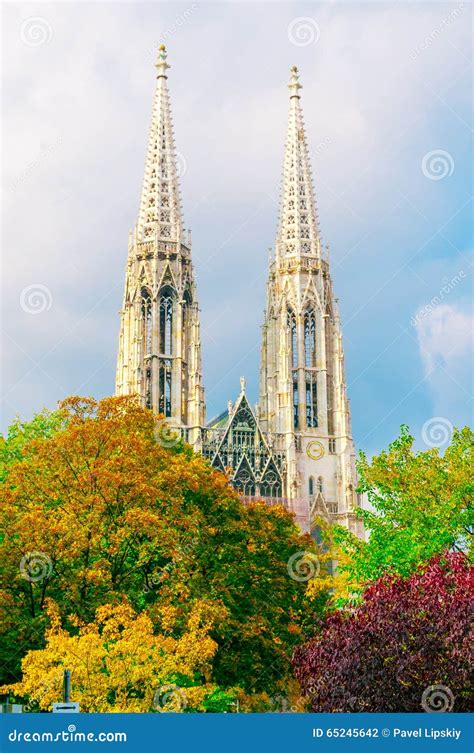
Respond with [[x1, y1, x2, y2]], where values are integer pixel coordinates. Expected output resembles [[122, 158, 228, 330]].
[[276, 66, 321, 259], [137, 45, 184, 244]]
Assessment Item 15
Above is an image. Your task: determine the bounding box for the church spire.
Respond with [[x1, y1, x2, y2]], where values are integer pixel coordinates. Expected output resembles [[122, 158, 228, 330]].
[[116, 46, 205, 440], [276, 66, 321, 259], [137, 44, 184, 244]]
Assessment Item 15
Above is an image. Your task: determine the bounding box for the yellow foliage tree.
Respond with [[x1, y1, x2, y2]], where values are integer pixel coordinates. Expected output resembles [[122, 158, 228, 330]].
[[2, 599, 234, 713], [305, 516, 361, 607]]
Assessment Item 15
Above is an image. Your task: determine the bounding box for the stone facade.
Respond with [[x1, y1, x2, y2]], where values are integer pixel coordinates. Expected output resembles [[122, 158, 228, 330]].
[[116, 48, 363, 539]]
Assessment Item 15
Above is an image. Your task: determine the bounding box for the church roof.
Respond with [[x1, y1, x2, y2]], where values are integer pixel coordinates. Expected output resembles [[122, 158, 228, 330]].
[[206, 410, 229, 429]]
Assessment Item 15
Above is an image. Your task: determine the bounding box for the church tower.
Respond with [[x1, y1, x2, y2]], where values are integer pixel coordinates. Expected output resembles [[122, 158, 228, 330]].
[[115, 45, 205, 443], [258, 66, 363, 536]]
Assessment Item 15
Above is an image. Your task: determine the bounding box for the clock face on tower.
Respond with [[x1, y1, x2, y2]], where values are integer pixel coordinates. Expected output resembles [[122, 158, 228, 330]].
[[306, 440, 325, 461]]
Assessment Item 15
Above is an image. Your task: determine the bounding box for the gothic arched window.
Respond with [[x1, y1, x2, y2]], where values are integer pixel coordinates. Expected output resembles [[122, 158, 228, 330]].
[[141, 288, 152, 355], [159, 359, 172, 417], [309, 476, 314, 496], [287, 308, 299, 429], [234, 464, 255, 497], [159, 287, 174, 355], [287, 309, 297, 369], [182, 289, 192, 363], [304, 310, 316, 367], [306, 373, 318, 428], [325, 306, 335, 435]]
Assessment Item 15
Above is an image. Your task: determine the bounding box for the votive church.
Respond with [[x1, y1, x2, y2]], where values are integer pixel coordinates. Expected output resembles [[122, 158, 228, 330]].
[[115, 46, 364, 539]]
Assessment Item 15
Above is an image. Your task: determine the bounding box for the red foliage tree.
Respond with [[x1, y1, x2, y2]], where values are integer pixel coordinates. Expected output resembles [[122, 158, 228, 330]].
[[293, 553, 473, 712]]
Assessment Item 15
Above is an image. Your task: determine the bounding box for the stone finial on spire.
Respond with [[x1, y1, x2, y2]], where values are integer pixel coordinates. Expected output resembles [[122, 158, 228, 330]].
[[240, 376, 247, 393], [288, 65, 302, 98], [155, 43, 170, 78]]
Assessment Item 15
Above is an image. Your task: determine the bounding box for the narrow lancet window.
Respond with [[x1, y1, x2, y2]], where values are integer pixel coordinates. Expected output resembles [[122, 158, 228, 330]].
[[159, 360, 172, 417], [287, 310, 298, 369], [306, 374, 318, 428], [141, 288, 152, 355], [304, 310, 316, 367], [159, 287, 174, 355]]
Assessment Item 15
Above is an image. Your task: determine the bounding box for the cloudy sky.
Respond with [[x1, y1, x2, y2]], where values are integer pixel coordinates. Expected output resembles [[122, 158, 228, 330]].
[[2, 1, 472, 455]]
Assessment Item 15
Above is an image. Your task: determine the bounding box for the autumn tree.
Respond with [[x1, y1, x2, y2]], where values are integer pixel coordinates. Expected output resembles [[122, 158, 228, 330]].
[[0, 395, 317, 704], [3, 599, 236, 712], [293, 553, 473, 712]]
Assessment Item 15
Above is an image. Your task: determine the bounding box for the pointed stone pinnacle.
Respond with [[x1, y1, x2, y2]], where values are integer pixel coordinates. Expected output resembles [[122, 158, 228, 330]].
[[288, 65, 302, 97], [155, 44, 170, 78]]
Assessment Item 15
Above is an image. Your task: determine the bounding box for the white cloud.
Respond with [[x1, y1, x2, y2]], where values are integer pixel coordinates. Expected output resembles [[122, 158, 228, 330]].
[[415, 304, 473, 426], [416, 304, 473, 373]]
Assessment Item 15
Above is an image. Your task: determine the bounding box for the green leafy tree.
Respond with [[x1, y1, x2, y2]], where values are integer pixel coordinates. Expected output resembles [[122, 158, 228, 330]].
[[0, 409, 67, 483], [334, 425, 473, 588]]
